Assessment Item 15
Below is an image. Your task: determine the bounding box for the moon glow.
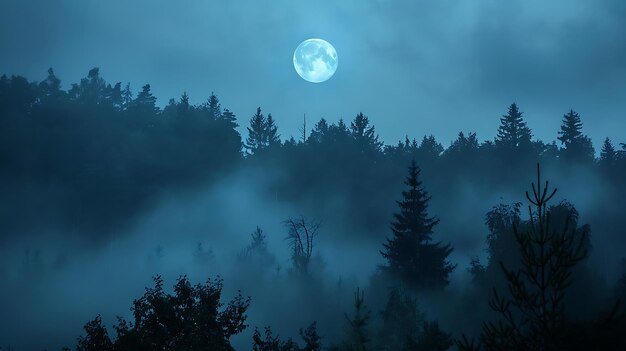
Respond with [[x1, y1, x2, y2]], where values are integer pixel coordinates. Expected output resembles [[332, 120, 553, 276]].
[[293, 39, 338, 83]]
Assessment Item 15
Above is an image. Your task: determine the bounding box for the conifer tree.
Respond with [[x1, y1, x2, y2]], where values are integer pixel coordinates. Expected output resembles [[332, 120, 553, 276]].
[[336, 288, 371, 351], [309, 118, 329, 143], [458, 165, 590, 351], [419, 135, 444, 158], [221, 108, 239, 130], [495, 103, 532, 148], [350, 112, 382, 152], [599, 137, 617, 167], [266, 113, 280, 147], [381, 160, 455, 289], [207, 92, 222, 119], [178, 91, 190, 116], [121, 83, 132, 108], [133, 84, 158, 114], [557, 109, 594, 162], [245, 107, 267, 154]]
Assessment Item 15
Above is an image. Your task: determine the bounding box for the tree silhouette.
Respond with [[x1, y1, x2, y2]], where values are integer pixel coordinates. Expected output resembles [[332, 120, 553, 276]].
[[558, 110, 594, 162], [76, 315, 113, 351], [378, 287, 423, 350], [252, 323, 322, 351], [245, 107, 281, 154], [39, 67, 63, 101], [221, 108, 239, 130], [206, 92, 222, 119], [350, 112, 383, 152], [239, 226, 276, 270], [331, 288, 371, 351], [495, 103, 532, 148], [381, 160, 455, 289], [599, 137, 617, 168], [458, 165, 589, 351], [284, 216, 320, 275], [266, 113, 280, 147], [77, 276, 250, 351], [132, 84, 158, 114], [245, 107, 267, 153]]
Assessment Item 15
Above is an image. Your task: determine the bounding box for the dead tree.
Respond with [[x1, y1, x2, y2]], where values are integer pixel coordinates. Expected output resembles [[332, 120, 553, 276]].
[[284, 216, 320, 275]]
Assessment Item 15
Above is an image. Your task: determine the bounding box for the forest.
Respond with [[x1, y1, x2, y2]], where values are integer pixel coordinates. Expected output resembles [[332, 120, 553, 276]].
[[1, 68, 626, 350]]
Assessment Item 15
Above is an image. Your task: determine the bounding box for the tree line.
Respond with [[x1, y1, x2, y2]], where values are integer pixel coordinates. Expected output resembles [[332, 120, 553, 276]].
[[2, 67, 625, 238], [2, 68, 626, 350]]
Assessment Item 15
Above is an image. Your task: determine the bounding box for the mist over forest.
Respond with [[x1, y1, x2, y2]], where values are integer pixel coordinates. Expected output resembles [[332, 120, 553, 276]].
[[0, 68, 625, 350]]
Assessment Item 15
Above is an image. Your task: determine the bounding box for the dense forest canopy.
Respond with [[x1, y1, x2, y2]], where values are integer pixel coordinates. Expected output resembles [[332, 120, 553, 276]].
[[1, 68, 626, 350]]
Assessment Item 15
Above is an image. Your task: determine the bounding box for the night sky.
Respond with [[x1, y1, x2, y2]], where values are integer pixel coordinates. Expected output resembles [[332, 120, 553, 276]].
[[1, 0, 625, 149], [2, 1, 626, 350]]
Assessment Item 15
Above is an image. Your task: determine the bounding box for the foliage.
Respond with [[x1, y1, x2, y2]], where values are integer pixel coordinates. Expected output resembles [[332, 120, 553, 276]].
[[558, 110, 595, 162], [77, 276, 250, 351], [381, 160, 455, 289], [458, 165, 591, 351], [332, 288, 371, 351], [252, 323, 322, 351], [495, 103, 532, 148]]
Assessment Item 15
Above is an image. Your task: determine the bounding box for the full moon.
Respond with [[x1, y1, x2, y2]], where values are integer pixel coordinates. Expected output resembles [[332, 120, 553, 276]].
[[293, 38, 338, 83]]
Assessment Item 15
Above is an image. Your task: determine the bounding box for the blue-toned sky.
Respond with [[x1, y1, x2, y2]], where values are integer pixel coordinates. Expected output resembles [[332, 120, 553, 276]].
[[1, 0, 625, 148]]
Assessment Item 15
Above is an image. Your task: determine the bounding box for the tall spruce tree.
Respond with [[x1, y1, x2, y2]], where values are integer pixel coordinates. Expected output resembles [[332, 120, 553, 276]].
[[558, 109, 594, 162], [381, 160, 455, 289], [245, 107, 267, 154], [600, 137, 617, 168], [266, 113, 280, 147], [245, 108, 281, 154], [350, 112, 383, 152], [207, 92, 221, 119], [495, 103, 532, 148]]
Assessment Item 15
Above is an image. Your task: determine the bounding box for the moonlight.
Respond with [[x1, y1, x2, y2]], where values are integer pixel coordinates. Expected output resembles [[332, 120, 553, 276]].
[[293, 38, 338, 83]]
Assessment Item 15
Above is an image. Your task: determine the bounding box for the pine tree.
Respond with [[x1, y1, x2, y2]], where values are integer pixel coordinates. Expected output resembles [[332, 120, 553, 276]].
[[207, 92, 221, 119], [350, 112, 382, 152], [338, 288, 371, 351], [495, 103, 532, 148], [419, 135, 444, 158], [447, 132, 479, 157], [558, 109, 583, 145], [245, 107, 267, 154], [178, 91, 190, 116], [458, 165, 590, 351], [381, 160, 455, 289], [121, 83, 132, 108], [266, 113, 280, 147], [309, 118, 330, 143], [133, 84, 158, 114], [599, 137, 617, 168], [220, 108, 237, 125], [557, 110, 595, 162]]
